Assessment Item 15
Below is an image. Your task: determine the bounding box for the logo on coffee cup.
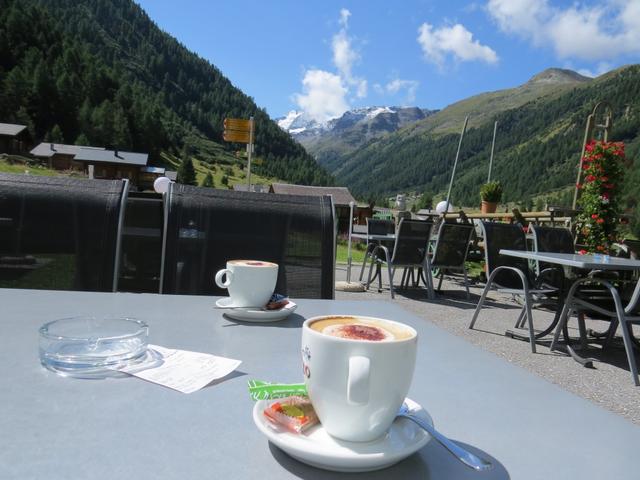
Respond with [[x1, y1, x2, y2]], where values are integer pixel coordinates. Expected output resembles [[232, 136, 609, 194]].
[[302, 346, 311, 379]]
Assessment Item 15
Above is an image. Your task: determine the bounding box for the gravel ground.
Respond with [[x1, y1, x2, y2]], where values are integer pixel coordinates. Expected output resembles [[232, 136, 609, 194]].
[[335, 264, 640, 425]]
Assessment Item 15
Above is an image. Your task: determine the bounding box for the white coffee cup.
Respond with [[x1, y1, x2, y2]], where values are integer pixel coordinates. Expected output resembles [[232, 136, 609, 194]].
[[214, 260, 278, 307], [301, 315, 417, 442]]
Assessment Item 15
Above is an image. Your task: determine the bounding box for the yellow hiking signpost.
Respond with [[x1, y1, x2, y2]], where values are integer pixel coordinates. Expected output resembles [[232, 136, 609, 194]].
[[223, 116, 255, 188]]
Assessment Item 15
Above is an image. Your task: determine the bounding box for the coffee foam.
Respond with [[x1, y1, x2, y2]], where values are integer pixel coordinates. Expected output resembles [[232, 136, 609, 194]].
[[228, 260, 277, 267], [309, 316, 414, 342], [322, 323, 395, 342]]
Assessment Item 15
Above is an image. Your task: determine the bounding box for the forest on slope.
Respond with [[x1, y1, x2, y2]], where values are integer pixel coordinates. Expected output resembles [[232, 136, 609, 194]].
[[334, 66, 640, 230], [0, 0, 332, 186]]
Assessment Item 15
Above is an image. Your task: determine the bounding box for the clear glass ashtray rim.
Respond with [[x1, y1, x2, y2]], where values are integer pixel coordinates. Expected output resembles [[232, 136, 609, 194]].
[[38, 316, 149, 342]]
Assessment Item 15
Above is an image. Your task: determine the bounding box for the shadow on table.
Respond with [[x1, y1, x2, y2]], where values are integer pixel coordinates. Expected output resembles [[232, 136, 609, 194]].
[[221, 313, 306, 328], [269, 440, 509, 479]]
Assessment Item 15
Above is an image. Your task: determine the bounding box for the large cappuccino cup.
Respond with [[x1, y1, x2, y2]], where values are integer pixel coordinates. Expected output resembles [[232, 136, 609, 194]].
[[214, 260, 278, 307], [301, 315, 417, 442]]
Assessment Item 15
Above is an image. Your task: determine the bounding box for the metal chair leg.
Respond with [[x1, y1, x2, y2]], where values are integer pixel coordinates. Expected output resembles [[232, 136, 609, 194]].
[[463, 266, 470, 299], [365, 254, 377, 290], [522, 288, 537, 353], [388, 266, 396, 299], [469, 276, 495, 329], [514, 307, 526, 329], [619, 319, 640, 386], [437, 271, 444, 292]]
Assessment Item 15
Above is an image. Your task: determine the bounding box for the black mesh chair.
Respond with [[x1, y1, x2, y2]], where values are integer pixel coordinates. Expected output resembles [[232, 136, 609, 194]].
[[469, 222, 556, 353], [531, 225, 574, 285], [358, 218, 395, 282], [0, 173, 129, 292], [160, 184, 335, 299], [365, 219, 433, 299], [426, 222, 475, 298]]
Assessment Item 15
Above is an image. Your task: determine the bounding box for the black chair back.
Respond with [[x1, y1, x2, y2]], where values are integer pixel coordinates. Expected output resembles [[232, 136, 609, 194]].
[[431, 223, 474, 268], [366, 218, 395, 236], [391, 219, 433, 265], [481, 221, 530, 289], [161, 185, 335, 299], [0, 173, 127, 291], [531, 226, 574, 254]]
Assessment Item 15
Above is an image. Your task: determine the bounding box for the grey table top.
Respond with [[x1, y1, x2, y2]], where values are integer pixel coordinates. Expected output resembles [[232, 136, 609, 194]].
[[2, 288, 639, 480], [500, 249, 640, 270]]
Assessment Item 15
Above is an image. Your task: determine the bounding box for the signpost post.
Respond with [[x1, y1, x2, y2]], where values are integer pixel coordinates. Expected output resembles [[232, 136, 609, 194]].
[[223, 116, 255, 189]]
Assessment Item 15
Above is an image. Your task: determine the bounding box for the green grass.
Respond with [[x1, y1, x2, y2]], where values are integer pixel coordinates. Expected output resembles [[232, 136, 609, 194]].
[[0, 156, 61, 176], [160, 151, 275, 189], [336, 240, 366, 264]]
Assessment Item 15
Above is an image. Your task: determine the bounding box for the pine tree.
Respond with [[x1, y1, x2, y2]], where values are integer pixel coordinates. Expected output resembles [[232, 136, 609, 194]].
[[201, 171, 214, 188], [177, 156, 197, 185]]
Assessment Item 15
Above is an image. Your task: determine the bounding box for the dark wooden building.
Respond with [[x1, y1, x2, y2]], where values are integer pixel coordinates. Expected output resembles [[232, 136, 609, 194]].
[[0, 123, 30, 154]]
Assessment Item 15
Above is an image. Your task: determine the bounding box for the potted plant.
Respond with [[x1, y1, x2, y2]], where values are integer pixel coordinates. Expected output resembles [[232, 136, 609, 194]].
[[479, 181, 503, 214]]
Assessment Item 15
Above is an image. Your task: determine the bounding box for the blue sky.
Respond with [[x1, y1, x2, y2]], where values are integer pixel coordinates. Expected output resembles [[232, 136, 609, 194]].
[[137, 0, 639, 121]]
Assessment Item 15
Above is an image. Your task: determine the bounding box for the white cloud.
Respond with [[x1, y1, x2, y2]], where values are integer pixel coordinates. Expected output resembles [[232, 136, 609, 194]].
[[332, 9, 367, 98], [293, 70, 349, 123], [386, 79, 420, 103], [292, 9, 368, 121], [417, 23, 499, 66], [487, 0, 640, 61], [576, 61, 613, 78]]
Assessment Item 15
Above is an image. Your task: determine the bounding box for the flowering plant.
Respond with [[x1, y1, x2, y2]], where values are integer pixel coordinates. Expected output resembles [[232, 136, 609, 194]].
[[576, 140, 624, 254]]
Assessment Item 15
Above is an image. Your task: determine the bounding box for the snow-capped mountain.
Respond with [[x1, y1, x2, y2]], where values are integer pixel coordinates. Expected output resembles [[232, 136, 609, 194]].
[[277, 106, 435, 140]]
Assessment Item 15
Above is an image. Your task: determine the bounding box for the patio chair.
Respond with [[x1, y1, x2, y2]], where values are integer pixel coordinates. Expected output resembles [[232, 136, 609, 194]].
[[0, 173, 129, 291], [358, 218, 395, 281], [551, 276, 640, 385], [425, 222, 475, 298], [531, 225, 575, 287], [468, 221, 557, 353], [365, 219, 433, 299], [160, 184, 335, 299]]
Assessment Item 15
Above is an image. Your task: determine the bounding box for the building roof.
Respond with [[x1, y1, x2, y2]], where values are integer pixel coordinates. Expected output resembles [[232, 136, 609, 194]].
[[73, 149, 148, 166], [30, 143, 147, 166], [30, 143, 105, 158], [0, 123, 27, 136], [270, 183, 356, 206]]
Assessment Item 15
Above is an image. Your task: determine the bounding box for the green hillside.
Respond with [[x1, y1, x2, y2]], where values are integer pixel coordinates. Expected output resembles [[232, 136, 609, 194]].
[[332, 65, 640, 231], [0, 0, 332, 186]]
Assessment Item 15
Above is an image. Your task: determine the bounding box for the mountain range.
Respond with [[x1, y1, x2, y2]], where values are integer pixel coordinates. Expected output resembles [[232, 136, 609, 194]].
[[280, 67, 639, 232]]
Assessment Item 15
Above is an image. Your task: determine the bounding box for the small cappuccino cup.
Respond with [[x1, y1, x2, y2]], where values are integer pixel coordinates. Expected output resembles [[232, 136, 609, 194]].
[[301, 315, 417, 442], [214, 260, 278, 307]]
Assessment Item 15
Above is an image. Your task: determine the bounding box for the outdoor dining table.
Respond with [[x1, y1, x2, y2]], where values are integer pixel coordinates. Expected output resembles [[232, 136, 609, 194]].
[[499, 250, 640, 365], [2, 288, 640, 479]]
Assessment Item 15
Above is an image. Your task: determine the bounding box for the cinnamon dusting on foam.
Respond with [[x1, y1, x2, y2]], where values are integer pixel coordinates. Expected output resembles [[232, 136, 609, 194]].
[[309, 316, 413, 341]]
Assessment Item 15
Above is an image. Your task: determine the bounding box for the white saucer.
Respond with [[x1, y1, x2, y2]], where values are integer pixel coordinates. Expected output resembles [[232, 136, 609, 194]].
[[253, 397, 432, 472], [216, 297, 297, 323]]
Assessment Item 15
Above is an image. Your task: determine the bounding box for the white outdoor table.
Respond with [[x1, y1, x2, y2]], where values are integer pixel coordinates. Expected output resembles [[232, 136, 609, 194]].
[[500, 250, 640, 365], [2, 288, 640, 479]]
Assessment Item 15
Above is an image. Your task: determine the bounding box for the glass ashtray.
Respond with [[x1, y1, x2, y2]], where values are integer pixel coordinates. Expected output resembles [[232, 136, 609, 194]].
[[39, 316, 149, 378]]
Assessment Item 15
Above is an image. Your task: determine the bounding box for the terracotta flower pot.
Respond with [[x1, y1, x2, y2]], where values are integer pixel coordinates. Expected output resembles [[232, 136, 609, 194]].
[[481, 200, 498, 214]]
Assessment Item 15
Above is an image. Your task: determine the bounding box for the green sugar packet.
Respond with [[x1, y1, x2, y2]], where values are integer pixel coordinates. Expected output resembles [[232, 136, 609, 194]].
[[248, 380, 307, 401]]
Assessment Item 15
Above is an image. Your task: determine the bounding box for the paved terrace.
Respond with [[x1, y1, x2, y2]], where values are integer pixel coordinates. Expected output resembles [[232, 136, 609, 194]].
[[335, 264, 640, 425]]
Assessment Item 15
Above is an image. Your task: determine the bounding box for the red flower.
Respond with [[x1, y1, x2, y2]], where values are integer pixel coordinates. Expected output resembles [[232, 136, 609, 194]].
[[600, 176, 609, 182], [575, 183, 582, 189], [585, 175, 597, 182], [596, 218, 604, 224], [582, 163, 590, 170], [578, 249, 587, 255], [602, 192, 610, 199], [591, 214, 599, 219]]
